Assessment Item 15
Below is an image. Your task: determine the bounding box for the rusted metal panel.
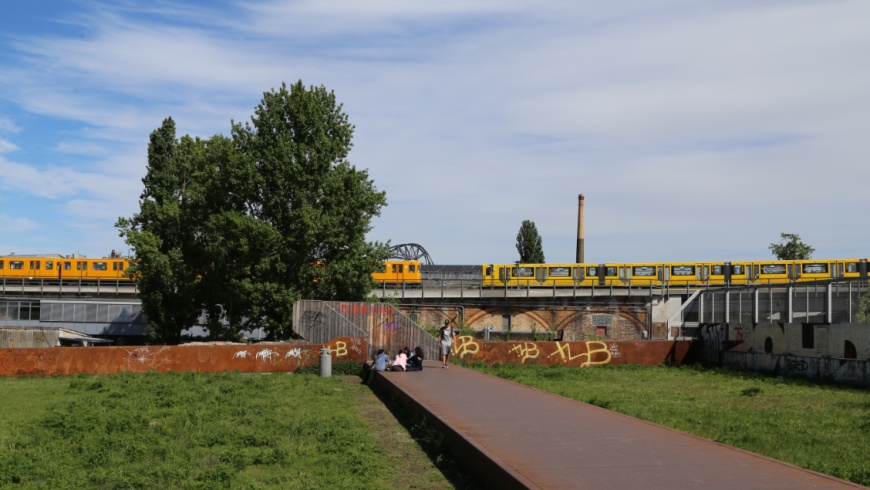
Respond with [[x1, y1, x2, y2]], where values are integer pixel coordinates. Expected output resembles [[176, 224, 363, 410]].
[[0, 337, 367, 377], [446, 337, 697, 367]]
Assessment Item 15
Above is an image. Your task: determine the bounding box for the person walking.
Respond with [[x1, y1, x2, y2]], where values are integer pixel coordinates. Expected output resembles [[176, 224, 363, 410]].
[[439, 319, 458, 368]]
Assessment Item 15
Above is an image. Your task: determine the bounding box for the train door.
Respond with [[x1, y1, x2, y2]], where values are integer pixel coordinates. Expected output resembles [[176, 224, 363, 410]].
[[658, 266, 669, 284], [499, 266, 511, 285], [535, 266, 547, 285], [574, 266, 585, 284], [29, 260, 41, 279]]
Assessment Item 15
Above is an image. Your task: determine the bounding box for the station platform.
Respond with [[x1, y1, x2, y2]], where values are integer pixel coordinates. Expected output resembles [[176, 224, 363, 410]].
[[367, 361, 864, 490]]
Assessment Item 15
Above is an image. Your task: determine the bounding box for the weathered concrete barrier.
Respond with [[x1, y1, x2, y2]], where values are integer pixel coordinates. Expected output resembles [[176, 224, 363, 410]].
[[0, 337, 367, 377], [447, 337, 698, 367]]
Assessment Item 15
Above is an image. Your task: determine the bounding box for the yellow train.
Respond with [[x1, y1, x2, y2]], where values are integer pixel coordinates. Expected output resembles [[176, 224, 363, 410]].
[[0, 254, 424, 285], [481, 259, 869, 288], [3, 253, 865, 288], [0, 254, 130, 281]]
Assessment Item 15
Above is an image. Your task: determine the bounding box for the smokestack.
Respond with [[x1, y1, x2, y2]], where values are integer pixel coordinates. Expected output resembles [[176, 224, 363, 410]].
[[576, 194, 585, 263]]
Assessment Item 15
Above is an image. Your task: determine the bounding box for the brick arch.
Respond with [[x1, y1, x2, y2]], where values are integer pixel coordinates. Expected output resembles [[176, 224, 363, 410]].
[[556, 309, 645, 340]]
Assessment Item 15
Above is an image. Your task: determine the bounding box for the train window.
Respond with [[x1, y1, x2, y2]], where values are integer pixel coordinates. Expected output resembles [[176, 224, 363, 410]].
[[0, 260, 3, 269], [586, 267, 598, 276], [632, 266, 656, 276], [112, 262, 121, 271], [10, 261, 24, 269], [485, 266, 492, 276], [76, 262, 88, 271], [516, 267, 534, 277], [732, 265, 744, 275], [64, 262, 71, 271], [846, 263, 858, 273], [94, 262, 108, 271], [549, 267, 571, 277], [802, 263, 827, 274], [760, 264, 786, 274], [46, 261, 53, 270], [409, 264, 416, 273], [711, 266, 723, 275], [605, 267, 617, 276], [29, 261, 41, 270], [391, 264, 403, 273], [672, 266, 695, 276]]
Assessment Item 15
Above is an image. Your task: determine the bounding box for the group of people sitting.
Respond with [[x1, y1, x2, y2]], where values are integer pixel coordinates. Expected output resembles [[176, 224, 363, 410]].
[[373, 346, 424, 372]]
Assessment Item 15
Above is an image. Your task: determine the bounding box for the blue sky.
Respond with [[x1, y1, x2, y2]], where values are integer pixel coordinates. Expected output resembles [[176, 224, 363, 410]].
[[1, 0, 869, 265]]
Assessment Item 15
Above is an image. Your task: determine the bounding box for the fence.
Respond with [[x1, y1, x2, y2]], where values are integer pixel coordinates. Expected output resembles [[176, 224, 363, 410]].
[[293, 300, 440, 361]]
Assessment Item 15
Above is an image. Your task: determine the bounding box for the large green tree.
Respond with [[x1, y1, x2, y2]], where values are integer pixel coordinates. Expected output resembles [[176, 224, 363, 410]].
[[117, 81, 388, 342], [516, 220, 545, 263], [769, 233, 815, 260]]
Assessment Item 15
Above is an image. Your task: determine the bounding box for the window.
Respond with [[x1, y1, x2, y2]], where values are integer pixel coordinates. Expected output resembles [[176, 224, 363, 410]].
[[672, 266, 695, 276], [549, 267, 571, 277], [10, 261, 24, 270], [94, 262, 108, 271], [409, 264, 416, 273], [732, 265, 744, 275], [802, 263, 827, 274], [485, 266, 493, 276], [46, 261, 53, 270], [0, 260, 3, 269], [63, 262, 71, 271], [502, 314, 511, 329], [632, 266, 656, 276], [76, 262, 88, 271], [761, 264, 786, 274], [846, 262, 858, 273], [516, 267, 534, 277], [29, 261, 41, 270], [587, 267, 598, 276], [605, 267, 617, 276], [112, 262, 123, 271]]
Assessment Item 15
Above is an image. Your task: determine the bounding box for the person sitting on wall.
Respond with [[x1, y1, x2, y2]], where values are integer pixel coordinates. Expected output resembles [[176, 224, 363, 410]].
[[374, 349, 391, 371], [390, 347, 408, 371], [365, 349, 391, 384], [407, 346, 424, 371]]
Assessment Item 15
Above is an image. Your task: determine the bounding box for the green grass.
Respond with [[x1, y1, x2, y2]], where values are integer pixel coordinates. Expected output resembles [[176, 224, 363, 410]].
[[0, 371, 451, 489], [463, 362, 870, 486]]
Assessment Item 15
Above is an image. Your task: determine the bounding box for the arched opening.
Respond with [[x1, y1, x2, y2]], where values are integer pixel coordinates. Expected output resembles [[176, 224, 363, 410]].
[[764, 337, 773, 354], [844, 340, 857, 360]]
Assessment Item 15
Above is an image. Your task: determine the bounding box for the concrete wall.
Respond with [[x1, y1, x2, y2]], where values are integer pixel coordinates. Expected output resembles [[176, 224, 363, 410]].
[[0, 337, 367, 377]]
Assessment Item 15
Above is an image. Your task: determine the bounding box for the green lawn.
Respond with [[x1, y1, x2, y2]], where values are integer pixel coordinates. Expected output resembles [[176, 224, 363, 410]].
[[0, 371, 463, 489]]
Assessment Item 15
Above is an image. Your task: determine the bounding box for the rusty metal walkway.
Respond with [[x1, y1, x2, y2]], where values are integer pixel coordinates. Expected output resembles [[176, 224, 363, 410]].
[[368, 362, 865, 490]]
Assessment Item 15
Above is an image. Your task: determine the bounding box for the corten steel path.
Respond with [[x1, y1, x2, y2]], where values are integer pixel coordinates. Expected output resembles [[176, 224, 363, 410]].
[[369, 362, 865, 490]]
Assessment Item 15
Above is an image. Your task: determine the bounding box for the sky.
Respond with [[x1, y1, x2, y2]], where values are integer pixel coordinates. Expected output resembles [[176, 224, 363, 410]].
[[1, 1, 869, 265]]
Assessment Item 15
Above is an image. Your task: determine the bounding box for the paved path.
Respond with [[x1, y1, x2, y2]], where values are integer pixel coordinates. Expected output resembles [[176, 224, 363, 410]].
[[369, 362, 865, 490]]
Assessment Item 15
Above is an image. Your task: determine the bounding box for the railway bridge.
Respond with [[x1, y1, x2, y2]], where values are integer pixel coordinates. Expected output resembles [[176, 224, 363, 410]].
[[0, 277, 866, 346]]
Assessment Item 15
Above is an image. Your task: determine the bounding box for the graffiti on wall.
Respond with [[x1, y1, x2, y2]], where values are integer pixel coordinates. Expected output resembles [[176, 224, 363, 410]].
[[700, 324, 726, 351], [549, 341, 612, 367]]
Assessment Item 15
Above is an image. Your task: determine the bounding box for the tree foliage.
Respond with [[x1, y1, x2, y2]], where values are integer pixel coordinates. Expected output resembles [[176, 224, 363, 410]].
[[516, 220, 545, 263], [768, 233, 815, 260], [117, 81, 388, 343]]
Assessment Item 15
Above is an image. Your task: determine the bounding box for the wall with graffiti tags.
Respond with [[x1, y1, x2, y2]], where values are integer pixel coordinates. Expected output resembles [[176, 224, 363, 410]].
[[447, 336, 696, 367], [0, 337, 367, 377]]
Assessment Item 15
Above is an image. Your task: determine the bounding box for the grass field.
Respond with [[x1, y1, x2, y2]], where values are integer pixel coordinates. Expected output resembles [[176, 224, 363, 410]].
[[0, 370, 471, 489], [463, 362, 870, 486], [2, 363, 869, 487]]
